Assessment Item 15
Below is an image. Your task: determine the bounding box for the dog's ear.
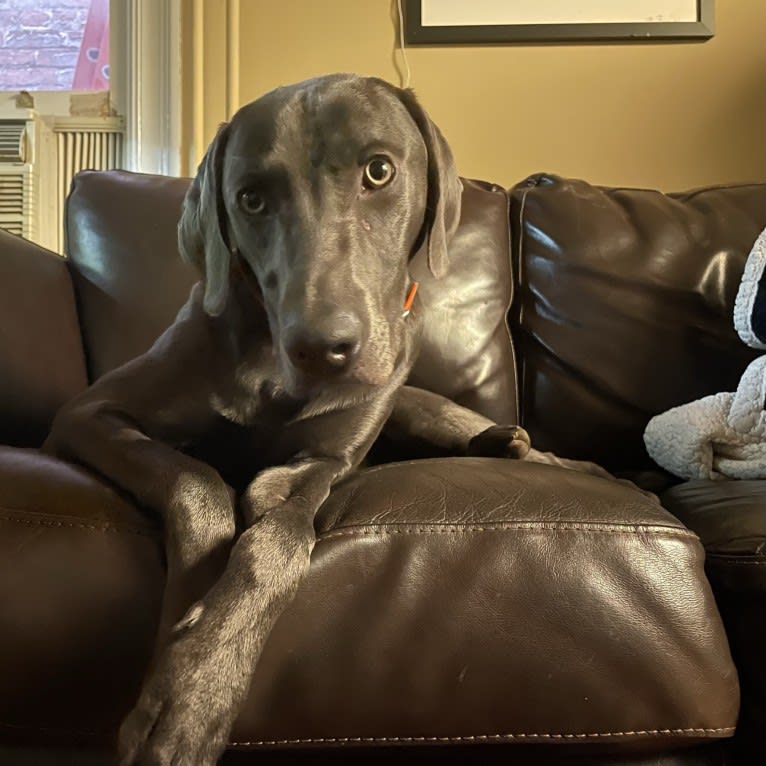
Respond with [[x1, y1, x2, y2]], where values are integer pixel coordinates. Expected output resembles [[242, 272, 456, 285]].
[[397, 88, 462, 279], [178, 122, 232, 316]]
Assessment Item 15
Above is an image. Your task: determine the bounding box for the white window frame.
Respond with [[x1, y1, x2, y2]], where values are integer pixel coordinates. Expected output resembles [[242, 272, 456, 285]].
[[0, 0, 182, 175], [110, 0, 182, 175]]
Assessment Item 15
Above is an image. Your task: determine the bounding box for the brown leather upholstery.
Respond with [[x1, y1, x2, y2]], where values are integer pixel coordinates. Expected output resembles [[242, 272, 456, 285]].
[[0, 451, 737, 752], [507, 174, 766, 759], [0, 229, 87, 447], [65, 171, 518, 424], [64, 170, 196, 382], [509, 174, 766, 473], [0, 447, 162, 745], [408, 179, 518, 424], [3, 169, 764, 762], [235, 459, 736, 751], [662, 480, 766, 759]]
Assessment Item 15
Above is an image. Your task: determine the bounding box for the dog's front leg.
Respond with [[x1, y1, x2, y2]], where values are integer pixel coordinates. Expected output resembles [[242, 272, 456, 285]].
[[116, 465, 326, 766], [119, 390, 395, 766], [388, 387, 656, 499], [45, 403, 237, 646], [386, 385, 531, 458]]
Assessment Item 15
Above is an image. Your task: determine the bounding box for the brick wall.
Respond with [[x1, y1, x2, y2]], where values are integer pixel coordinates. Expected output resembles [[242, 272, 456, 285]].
[[0, 0, 91, 90]]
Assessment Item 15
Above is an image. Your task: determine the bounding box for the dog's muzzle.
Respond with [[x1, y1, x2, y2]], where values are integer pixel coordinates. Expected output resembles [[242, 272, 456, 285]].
[[282, 311, 363, 379]]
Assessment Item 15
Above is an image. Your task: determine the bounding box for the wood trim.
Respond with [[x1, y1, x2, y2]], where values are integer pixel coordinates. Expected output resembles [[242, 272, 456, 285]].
[[110, 0, 182, 175]]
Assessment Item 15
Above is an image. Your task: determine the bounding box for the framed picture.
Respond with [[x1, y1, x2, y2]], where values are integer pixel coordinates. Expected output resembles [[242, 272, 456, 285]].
[[403, 0, 715, 44]]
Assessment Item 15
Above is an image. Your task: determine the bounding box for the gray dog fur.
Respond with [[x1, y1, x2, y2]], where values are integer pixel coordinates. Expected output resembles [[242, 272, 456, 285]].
[[44, 74, 628, 765]]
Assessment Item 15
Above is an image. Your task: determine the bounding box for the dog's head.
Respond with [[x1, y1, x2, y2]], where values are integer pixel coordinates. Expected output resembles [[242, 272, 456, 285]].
[[179, 74, 461, 396]]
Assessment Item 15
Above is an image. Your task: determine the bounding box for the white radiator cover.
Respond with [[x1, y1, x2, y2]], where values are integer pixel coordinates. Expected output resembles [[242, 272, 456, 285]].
[[0, 109, 124, 254], [0, 111, 35, 242], [0, 166, 33, 240]]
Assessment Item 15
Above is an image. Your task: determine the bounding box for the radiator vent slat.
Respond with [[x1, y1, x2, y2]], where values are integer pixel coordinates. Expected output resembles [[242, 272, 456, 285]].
[[0, 166, 33, 240], [0, 121, 26, 162], [0, 174, 26, 213]]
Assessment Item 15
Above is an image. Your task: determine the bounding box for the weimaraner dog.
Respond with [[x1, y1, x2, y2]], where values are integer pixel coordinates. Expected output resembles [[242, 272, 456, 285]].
[[45, 74, 634, 765]]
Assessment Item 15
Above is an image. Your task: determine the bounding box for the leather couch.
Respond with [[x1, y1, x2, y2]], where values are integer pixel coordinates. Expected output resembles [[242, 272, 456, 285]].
[[0, 169, 764, 765]]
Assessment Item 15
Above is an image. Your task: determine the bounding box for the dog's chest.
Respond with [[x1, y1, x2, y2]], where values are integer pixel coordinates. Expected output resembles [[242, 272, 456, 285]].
[[196, 363, 304, 487]]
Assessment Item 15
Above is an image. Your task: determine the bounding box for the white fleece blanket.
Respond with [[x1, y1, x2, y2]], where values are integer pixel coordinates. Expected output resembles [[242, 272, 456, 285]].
[[644, 355, 766, 480], [733, 226, 766, 350]]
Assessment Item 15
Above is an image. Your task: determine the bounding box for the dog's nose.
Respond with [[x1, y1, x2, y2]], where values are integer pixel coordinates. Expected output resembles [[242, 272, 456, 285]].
[[283, 313, 362, 377]]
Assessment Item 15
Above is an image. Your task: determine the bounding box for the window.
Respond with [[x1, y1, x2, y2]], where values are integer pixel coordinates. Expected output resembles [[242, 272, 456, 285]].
[[0, 0, 109, 92], [0, 0, 181, 174]]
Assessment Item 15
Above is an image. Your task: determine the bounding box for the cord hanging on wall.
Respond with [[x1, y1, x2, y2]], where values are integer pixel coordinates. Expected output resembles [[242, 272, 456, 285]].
[[396, 0, 412, 88]]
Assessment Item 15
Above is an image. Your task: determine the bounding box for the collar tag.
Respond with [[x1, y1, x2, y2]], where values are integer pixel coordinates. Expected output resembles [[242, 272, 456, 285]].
[[402, 281, 419, 318]]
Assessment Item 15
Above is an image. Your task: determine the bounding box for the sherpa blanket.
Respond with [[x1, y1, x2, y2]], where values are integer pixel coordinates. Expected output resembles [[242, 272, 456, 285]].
[[734, 226, 766, 350], [644, 225, 766, 480], [644, 355, 766, 480]]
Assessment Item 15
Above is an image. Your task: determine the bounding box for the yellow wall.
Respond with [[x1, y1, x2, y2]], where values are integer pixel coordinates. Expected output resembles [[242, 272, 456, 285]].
[[185, 0, 766, 191]]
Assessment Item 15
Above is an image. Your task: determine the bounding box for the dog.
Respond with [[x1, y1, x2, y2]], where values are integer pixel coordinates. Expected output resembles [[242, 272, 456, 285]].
[[44, 74, 638, 765]]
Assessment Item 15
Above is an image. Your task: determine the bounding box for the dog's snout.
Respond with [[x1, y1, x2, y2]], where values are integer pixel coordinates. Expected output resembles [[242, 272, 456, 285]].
[[284, 312, 362, 377]]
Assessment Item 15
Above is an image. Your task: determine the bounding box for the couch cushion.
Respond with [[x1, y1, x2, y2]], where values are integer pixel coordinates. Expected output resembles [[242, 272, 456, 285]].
[[0, 448, 737, 751], [65, 171, 518, 425], [238, 460, 736, 751], [0, 229, 87, 447], [408, 179, 517, 424], [661, 479, 766, 757], [509, 174, 766, 473], [64, 170, 197, 382]]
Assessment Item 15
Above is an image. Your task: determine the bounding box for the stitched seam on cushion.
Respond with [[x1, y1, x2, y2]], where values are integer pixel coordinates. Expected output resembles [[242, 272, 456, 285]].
[[230, 727, 735, 746], [318, 522, 697, 543], [0, 511, 158, 538], [0, 721, 734, 742]]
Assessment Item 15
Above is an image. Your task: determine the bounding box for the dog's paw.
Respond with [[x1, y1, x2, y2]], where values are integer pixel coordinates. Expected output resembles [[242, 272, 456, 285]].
[[467, 424, 531, 459], [117, 624, 248, 766]]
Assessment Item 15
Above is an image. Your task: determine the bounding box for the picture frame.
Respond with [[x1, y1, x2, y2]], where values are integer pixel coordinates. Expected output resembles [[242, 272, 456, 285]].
[[403, 0, 715, 45]]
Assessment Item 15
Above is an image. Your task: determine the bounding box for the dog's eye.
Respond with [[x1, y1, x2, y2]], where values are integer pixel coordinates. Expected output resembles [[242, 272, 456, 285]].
[[363, 157, 395, 189], [238, 189, 267, 215]]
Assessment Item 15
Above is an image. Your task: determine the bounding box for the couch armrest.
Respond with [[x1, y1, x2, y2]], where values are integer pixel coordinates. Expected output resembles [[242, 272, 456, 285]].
[[0, 230, 87, 447], [0, 446, 163, 745]]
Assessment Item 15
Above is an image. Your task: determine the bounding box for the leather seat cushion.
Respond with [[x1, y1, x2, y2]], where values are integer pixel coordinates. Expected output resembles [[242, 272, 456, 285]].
[[0, 448, 737, 751], [661, 479, 766, 755]]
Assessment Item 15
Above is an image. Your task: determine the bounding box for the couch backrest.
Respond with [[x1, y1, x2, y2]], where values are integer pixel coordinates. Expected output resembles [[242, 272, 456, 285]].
[[65, 170, 519, 426], [0, 229, 88, 447], [65, 170, 197, 381], [509, 173, 766, 473]]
